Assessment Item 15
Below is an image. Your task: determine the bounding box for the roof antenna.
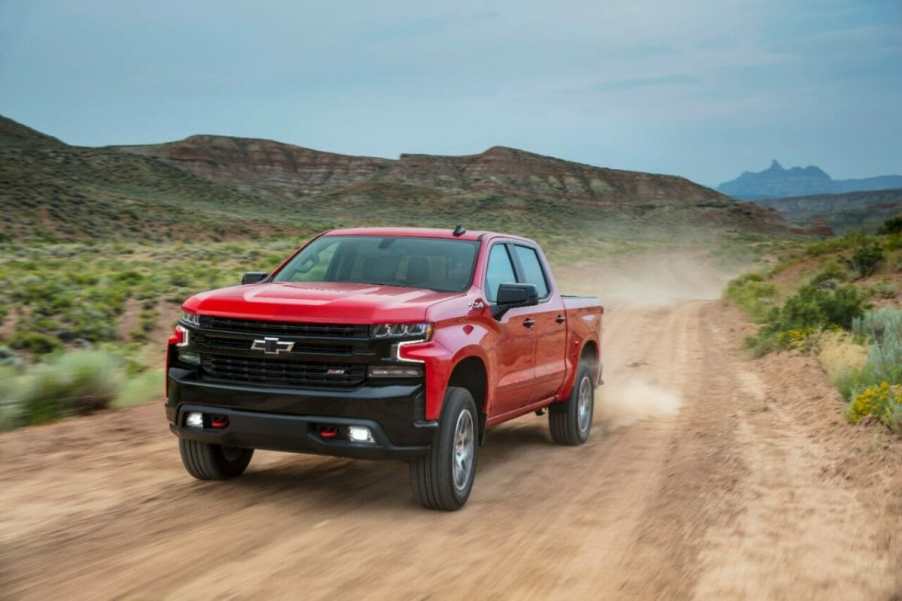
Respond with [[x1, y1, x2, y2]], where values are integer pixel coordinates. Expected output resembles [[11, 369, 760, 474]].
[[452, 224, 466, 237]]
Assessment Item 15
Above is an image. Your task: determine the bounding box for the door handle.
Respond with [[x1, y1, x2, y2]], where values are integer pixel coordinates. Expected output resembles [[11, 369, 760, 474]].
[[522, 318, 536, 328], [555, 315, 565, 324]]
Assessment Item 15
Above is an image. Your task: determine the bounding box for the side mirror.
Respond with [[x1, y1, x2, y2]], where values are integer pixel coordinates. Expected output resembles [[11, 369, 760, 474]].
[[241, 272, 268, 285], [493, 283, 539, 319]]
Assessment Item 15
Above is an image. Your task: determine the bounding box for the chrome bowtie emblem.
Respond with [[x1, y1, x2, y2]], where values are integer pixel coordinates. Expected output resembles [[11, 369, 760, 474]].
[[251, 337, 295, 355]]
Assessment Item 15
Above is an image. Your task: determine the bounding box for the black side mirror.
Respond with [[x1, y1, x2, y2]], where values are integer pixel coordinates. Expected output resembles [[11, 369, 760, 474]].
[[241, 272, 268, 285], [493, 283, 539, 319]]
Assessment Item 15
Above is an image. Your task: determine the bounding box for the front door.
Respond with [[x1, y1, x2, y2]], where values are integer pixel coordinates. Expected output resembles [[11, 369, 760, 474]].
[[484, 243, 536, 416]]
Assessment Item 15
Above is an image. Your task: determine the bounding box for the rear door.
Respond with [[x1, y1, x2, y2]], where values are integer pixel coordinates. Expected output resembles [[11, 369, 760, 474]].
[[510, 244, 567, 402], [484, 242, 537, 416]]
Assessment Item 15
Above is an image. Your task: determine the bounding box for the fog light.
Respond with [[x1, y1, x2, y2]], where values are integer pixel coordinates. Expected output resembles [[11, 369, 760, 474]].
[[186, 412, 203, 428], [348, 426, 375, 444]]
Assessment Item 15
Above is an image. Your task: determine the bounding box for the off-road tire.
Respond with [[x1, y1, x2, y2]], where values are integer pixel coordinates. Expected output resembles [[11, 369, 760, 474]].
[[410, 387, 478, 511], [549, 363, 594, 445], [179, 439, 254, 480]]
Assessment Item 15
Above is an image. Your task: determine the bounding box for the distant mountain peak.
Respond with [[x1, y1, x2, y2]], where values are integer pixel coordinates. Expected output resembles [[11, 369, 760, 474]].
[[718, 160, 902, 200]]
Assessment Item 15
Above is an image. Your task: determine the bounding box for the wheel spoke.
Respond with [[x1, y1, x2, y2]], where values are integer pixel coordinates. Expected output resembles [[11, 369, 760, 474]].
[[451, 409, 475, 493]]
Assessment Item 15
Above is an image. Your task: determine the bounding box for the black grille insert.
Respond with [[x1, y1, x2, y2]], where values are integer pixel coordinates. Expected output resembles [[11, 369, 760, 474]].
[[201, 354, 365, 387], [198, 316, 369, 338], [192, 333, 354, 356]]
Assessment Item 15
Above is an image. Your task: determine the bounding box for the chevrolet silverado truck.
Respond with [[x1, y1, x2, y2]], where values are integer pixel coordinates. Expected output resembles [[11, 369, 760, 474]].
[[166, 227, 603, 510]]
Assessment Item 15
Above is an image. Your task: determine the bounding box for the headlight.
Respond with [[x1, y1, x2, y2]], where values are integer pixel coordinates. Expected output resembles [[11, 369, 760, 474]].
[[180, 311, 200, 327], [371, 322, 432, 340]]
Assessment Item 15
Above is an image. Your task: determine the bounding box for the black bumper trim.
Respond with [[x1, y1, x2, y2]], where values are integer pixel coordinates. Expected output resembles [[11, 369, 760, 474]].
[[172, 404, 429, 460], [166, 367, 432, 457]]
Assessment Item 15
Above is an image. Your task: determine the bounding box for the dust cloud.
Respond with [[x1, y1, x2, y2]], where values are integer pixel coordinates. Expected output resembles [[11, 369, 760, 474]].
[[555, 251, 737, 309], [597, 378, 682, 430], [557, 250, 733, 430]]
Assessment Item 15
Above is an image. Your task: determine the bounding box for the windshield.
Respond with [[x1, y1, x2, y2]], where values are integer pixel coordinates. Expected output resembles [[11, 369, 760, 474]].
[[272, 236, 479, 292]]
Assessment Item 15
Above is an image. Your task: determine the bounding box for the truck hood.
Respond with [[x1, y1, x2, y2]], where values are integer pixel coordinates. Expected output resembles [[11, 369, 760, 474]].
[[183, 281, 462, 324]]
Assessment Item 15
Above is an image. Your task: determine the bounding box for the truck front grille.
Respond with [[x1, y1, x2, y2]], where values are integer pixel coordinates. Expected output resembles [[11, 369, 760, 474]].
[[198, 316, 369, 338], [201, 354, 365, 388], [192, 333, 354, 356]]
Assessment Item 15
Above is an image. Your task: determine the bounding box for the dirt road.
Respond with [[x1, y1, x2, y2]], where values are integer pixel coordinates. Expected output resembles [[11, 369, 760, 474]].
[[2, 298, 900, 600]]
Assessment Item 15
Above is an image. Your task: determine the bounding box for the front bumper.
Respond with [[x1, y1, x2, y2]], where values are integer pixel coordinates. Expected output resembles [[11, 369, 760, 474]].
[[166, 368, 435, 460]]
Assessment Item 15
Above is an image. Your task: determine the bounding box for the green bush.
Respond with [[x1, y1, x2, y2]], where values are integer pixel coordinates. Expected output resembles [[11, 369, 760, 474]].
[[845, 242, 884, 279], [17, 350, 126, 424], [846, 383, 902, 431], [805, 233, 870, 257], [725, 273, 778, 322], [809, 259, 849, 287], [772, 284, 865, 331], [9, 331, 63, 355], [113, 369, 163, 409], [836, 309, 902, 413], [747, 284, 866, 356]]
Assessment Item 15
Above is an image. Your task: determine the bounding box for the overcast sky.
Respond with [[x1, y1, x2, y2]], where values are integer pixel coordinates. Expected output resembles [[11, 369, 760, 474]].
[[1, 0, 900, 186]]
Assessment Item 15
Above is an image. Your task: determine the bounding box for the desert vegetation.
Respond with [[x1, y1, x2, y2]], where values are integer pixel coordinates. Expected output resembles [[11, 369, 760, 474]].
[[725, 218, 902, 431], [0, 239, 303, 429]]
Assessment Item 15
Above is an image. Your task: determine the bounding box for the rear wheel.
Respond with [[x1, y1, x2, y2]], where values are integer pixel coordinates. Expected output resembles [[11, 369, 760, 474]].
[[549, 363, 594, 445], [410, 387, 478, 510], [179, 439, 254, 480]]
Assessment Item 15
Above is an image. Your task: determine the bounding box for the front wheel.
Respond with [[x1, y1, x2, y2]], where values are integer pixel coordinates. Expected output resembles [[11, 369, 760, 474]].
[[179, 439, 254, 480], [549, 364, 595, 445], [410, 387, 478, 510]]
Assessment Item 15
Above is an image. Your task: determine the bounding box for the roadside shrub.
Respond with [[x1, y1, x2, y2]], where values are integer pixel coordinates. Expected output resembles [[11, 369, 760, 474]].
[[809, 259, 849, 287], [837, 309, 902, 406], [725, 273, 777, 322], [113, 369, 163, 409], [845, 242, 884, 279], [853, 308, 902, 351], [846, 383, 902, 431], [771, 284, 865, 332], [56, 351, 125, 413], [746, 284, 866, 356], [17, 350, 126, 424], [818, 330, 868, 384]]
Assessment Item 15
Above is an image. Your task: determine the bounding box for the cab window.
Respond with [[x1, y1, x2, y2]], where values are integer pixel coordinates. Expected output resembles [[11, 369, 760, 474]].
[[485, 244, 517, 302], [513, 245, 550, 298]]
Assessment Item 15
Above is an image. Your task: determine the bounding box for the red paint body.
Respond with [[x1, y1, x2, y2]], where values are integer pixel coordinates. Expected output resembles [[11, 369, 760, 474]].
[[181, 227, 603, 425]]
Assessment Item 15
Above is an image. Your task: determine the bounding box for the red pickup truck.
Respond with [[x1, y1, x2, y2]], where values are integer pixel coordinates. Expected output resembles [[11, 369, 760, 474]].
[[166, 227, 603, 510]]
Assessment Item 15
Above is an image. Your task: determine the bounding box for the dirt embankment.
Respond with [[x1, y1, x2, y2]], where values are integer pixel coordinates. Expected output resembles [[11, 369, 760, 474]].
[[1, 255, 899, 600]]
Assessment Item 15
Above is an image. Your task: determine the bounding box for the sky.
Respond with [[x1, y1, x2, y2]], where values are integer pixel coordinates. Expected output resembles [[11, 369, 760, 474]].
[[1, 0, 900, 187]]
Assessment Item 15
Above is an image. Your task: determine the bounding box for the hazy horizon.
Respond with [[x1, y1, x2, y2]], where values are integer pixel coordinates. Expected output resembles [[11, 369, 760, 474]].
[[1, 0, 900, 187]]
